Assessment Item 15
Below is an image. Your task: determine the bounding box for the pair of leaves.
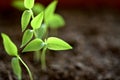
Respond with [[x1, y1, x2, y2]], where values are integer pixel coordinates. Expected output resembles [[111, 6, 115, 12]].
[[12, 57, 22, 80], [22, 37, 72, 52], [1, 33, 72, 54], [21, 10, 43, 32]]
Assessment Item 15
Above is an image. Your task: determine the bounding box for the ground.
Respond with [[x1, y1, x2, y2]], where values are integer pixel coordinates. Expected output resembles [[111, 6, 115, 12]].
[[0, 9, 120, 80]]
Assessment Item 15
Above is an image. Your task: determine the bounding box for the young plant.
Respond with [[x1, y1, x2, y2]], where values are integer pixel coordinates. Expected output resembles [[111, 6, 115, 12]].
[[22, 37, 72, 70], [12, 0, 66, 62], [17, 0, 72, 69], [1, 0, 72, 79], [1, 33, 33, 80]]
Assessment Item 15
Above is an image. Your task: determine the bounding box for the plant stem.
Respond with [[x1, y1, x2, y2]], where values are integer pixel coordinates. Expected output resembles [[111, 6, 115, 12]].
[[17, 55, 33, 80], [41, 47, 47, 70], [30, 9, 34, 19], [34, 50, 41, 62]]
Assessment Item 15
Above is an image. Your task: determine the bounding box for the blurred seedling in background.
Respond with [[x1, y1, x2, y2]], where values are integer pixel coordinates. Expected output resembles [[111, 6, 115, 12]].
[[1, 0, 72, 79]]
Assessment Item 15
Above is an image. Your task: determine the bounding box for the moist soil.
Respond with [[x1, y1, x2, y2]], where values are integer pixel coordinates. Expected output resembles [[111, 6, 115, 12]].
[[0, 9, 120, 80]]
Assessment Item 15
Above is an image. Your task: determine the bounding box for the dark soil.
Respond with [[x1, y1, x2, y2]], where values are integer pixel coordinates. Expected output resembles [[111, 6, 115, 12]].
[[0, 9, 120, 80]]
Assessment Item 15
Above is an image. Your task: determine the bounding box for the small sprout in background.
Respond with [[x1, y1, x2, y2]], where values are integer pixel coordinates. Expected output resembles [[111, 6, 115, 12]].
[[48, 14, 65, 29], [44, 0, 65, 36], [45, 0, 58, 23], [32, 3, 45, 14], [12, 0, 25, 11]]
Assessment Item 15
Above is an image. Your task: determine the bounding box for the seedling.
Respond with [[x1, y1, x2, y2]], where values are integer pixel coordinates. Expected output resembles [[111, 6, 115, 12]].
[[22, 37, 72, 70], [1, 0, 72, 79], [1, 33, 33, 80], [12, 0, 66, 62]]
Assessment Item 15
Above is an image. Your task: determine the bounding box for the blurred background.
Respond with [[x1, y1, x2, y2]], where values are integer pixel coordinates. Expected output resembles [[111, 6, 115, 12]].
[[0, 0, 120, 80], [1, 0, 120, 10]]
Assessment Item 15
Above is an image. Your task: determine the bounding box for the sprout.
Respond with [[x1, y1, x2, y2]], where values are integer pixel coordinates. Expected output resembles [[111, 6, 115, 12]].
[[1, 0, 72, 79]]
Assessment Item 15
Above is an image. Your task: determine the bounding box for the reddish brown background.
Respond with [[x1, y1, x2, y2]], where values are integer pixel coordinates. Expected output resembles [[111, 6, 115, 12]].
[[1, 0, 120, 10]]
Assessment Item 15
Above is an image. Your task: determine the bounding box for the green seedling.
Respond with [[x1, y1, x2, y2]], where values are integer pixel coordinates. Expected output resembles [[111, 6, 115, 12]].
[[1, 0, 72, 79], [20, 0, 67, 62], [44, 1, 65, 28], [13, 0, 66, 60], [22, 37, 72, 70], [1, 33, 33, 80], [19, 0, 72, 68]]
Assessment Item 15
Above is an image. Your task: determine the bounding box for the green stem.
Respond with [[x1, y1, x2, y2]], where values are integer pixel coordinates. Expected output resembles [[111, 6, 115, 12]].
[[33, 30, 38, 38], [17, 56, 33, 80], [30, 9, 34, 19], [41, 47, 47, 70], [34, 50, 41, 62]]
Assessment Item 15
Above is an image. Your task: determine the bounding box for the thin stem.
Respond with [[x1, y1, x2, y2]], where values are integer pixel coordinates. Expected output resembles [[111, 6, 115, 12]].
[[30, 9, 34, 19], [33, 30, 38, 38], [41, 47, 47, 70], [34, 50, 41, 62], [17, 55, 33, 80]]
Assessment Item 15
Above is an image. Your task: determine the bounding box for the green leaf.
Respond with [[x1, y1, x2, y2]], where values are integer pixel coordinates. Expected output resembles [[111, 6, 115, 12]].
[[31, 11, 43, 29], [1, 33, 18, 56], [22, 39, 44, 52], [21, 29, 33, 48], [45, 0, 58, 24], [32, 3, 45, 14], [11, 57, 22, 80], [24, 0, 34, 9], [21, 10, 32, 32], [46, 37, 72, 50], [35, 24, 47, 39], [12, 0, 25, 11], [48, 14, 65, 28]]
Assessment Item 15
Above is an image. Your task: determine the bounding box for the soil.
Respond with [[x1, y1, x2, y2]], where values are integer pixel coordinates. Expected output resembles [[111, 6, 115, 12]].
[[0, 9, 120, 80]]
